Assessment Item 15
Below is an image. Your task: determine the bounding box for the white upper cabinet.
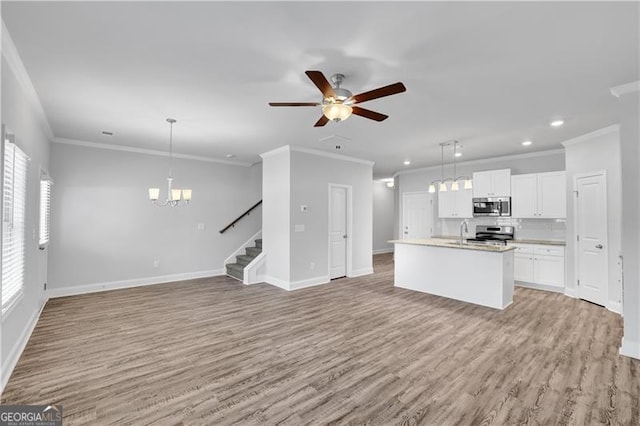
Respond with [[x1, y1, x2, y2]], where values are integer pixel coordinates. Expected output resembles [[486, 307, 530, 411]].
[[511, 171, 566, 218], [472, 169, 511, 197], [438, 187, 473, 218]]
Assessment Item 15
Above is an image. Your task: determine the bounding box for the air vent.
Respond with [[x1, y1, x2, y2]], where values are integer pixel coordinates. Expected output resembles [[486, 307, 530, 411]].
[[101, 131, 114, 136]]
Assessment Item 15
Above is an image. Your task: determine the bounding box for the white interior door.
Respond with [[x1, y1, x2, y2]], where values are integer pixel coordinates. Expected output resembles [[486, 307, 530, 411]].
[[402, 192, 431, 239], [576, 172, 608, 306], [329, 186, 347, 279]]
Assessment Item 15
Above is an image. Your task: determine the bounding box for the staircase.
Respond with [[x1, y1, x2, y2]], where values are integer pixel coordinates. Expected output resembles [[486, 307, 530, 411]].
[[226, 239, 262, 281]]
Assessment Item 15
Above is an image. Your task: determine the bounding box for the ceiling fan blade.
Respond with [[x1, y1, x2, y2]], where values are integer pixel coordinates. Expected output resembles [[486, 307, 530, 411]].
[[269, 102, 320, 107], [314, 115, 330, 127], [305, 70, 337, 100], [352, 106, 388, 122], [351, 82, 406, 104]]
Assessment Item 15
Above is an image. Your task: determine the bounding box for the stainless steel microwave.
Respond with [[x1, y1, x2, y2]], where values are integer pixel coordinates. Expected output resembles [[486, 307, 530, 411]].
[[472, 197, 511, 217]]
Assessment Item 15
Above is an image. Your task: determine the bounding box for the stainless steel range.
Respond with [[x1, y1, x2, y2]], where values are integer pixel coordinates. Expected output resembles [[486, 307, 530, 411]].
[[465, 225, 514, 246]]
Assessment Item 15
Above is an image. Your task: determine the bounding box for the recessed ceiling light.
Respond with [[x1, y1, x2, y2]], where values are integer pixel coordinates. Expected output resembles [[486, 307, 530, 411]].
[[226, 154, 236, 159], [521, 140, 533, 146], [403, 160, 411, 165], [550, 119, 564, 127], [454, 152, 462, 157]]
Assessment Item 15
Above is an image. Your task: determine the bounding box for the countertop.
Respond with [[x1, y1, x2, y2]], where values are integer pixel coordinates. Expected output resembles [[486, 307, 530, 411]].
[[389, 238, 516, 253], [431, 235, 566, 246]]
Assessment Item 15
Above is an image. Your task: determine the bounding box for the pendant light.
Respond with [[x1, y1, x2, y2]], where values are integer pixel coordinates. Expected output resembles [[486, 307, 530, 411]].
[[148, 118, 192, 207], [428, 140, 472, 192]]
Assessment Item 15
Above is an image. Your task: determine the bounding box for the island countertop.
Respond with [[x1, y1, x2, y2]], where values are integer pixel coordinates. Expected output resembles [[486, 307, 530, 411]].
[[389, 238, 516, 253]]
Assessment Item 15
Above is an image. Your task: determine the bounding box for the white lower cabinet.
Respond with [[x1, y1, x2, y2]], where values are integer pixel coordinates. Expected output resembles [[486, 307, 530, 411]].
[[511, 243, 565, 289]]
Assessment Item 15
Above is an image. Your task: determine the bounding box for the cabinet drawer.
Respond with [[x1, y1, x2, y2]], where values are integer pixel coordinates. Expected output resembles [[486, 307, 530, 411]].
[[533, 246, 564, 257], [510, 243, 533, 254]]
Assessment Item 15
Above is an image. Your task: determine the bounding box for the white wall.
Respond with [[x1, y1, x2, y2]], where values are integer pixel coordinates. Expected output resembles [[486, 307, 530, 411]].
[[372, 181, 394, 253], [261, 146, 290, 284], [396, 149, 566, 239], [261, 146, 373, 289], [1, 52, 51, 390], [616, 88, 640, 359], [563, 126, 622, 311], [48, 142, 262, 293]]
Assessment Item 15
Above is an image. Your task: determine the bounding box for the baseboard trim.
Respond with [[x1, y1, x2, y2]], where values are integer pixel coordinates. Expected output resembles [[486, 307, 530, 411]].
[[263, 275, 290, 290], [349, 267, 374, 278], [289, 276, 330, 291], [564, 287, 578, 298], [515, 281, 564, 294], [47, 269, 225, 298], [619, 337, 640, 360], [607, 301, 622, 315], [1, 302, 46, 394], [373, 248, 394, 255]]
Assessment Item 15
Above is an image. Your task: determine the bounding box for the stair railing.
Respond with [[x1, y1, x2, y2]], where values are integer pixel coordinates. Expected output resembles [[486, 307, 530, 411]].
[[219, 200, 262, 234]]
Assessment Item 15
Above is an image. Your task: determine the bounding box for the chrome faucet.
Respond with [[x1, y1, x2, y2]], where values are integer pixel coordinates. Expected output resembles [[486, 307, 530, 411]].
[[459, 220, 469, 246]]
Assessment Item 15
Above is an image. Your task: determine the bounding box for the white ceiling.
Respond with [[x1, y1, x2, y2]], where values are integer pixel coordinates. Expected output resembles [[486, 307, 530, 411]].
[[3, 1, 638, 178]]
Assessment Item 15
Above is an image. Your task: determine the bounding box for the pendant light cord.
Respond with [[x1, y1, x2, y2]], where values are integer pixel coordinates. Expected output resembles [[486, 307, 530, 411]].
[[168, 120, 174, 179]]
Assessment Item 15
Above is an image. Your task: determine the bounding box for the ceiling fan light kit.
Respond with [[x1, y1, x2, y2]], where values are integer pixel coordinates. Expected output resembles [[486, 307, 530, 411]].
[[269, 70, 406, 127]]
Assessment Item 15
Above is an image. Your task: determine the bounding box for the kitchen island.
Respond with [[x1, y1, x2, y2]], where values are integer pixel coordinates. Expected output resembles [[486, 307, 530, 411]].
[[390, 239, 515, 310]]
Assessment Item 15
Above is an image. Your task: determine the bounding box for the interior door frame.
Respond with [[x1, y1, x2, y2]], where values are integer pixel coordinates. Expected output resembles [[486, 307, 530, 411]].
[[327, 183, 353, 279], [401, 191, 433, 239], [573, 170, 609, 306]]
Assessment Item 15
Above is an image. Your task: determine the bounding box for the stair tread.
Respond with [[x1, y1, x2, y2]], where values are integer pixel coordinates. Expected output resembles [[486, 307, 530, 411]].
[[226, 263, 244, 272]]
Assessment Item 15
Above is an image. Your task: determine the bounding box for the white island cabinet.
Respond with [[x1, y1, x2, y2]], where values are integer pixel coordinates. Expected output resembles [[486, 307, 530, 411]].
[[390, 239, 515, 310]]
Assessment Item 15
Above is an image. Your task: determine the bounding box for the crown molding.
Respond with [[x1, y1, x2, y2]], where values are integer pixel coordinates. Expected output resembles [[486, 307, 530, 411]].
[[393, 148, 565, 178], [610, 81, 640, 98], [52, 137, 253, 167], [561, 125, 620, 147], [260, 144, 375, 166], [1, 20, 54, 140]]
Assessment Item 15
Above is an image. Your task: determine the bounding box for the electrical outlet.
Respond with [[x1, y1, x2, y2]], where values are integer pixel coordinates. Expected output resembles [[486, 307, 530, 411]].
[[153, 259, 160, 268], [197, 223, 205, 231]]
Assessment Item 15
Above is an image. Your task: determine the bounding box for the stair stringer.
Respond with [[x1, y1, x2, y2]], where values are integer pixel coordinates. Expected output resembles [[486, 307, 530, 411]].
[[243, 252, 266, 285], [224, 230, 262, 267]]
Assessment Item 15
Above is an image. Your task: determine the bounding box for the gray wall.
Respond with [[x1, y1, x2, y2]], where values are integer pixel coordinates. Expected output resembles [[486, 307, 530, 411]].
[[564, 126, 622, 309], [48, 143, 262, 289], [290, 149, 373, 282], [372, 181, 394, 253], [1, 55, 51, 389]]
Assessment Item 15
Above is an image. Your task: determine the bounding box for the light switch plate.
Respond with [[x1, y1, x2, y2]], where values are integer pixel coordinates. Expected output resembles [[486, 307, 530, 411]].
[[294, 224, 305, 232]]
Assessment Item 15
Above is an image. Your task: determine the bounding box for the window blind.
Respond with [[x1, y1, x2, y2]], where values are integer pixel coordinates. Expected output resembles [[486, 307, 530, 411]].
[[2, 142, 28, 313], [39, 179, 52, 247]]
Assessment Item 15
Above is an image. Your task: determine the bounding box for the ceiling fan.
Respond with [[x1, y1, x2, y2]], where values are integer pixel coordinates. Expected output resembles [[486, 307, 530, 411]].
[[269, 70, 406, 127]]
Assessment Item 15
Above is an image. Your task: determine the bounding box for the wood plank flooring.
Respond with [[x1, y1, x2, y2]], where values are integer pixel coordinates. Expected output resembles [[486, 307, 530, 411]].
[[3, 254, 638, 425]]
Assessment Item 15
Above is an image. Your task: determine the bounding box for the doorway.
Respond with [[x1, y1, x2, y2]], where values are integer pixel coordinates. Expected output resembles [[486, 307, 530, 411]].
[[328, 184, 352, 279], [402, 192, 432, 239], [574, 171, 609, 306]]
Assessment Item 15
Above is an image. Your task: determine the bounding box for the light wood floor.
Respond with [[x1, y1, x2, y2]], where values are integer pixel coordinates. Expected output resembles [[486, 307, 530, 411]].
[[3, 254, 638, 425]]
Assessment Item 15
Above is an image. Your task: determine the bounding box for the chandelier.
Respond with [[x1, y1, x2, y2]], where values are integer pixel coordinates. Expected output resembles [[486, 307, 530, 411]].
[[428, 140, 472, 193], [148, 118, 192, 206]]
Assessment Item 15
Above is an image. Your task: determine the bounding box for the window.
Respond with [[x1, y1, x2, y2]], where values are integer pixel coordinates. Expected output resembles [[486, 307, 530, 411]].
[[2, 139, 28, 314], [39, 178, 52, 247]]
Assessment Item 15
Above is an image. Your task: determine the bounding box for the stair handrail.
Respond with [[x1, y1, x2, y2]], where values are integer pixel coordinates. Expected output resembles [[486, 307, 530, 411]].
[[219, 200, 262, 234]]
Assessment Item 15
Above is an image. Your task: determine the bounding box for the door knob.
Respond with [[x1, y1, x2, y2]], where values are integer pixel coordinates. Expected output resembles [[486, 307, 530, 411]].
[[595, 244, 603, 249]]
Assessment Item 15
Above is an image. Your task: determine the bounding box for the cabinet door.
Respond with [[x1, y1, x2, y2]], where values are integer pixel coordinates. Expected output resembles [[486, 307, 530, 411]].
[[472, 171, 493, 197], [537, 171, 566, 218], [456, 187, 473, 218], [514, 253, 534, 282], [511, 174, 537, 218], [438, 190, 457, 218], [533, 254, 565, 288], [491, 169, 512, 196]]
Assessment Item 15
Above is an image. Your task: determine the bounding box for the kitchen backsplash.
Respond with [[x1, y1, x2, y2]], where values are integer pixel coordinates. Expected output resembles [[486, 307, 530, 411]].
[[438, 217, 566, 241]]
